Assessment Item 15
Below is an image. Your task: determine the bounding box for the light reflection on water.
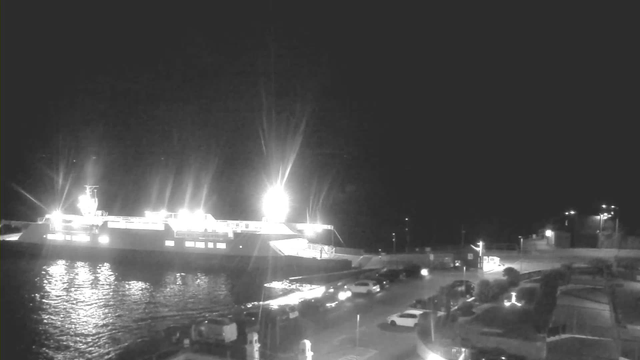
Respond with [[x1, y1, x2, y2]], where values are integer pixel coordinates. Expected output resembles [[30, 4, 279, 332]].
[[1, 257, 264, 360]]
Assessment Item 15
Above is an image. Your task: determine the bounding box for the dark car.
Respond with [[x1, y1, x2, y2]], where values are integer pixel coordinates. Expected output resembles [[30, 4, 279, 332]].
[[377, 269, 406, 282], [402, 263, 427, 278], [299, 298, 326, 316], [408, 298, 431, 310], [299, 294, 341, 317], [237, 310, 260, 334], [447, 280, 475, 298], [410, 296, 444, 311]]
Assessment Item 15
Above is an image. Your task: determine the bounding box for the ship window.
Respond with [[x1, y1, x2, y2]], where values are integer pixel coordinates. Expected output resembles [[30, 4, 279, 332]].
[[165, 240, 175, 247], [47, 233, 65, 241], [72, 234, 90, 242], [185, 241, 195, 248], [216, 243, 227, 249], [208, 242, 214, 248], [196, 242, 205, 248]]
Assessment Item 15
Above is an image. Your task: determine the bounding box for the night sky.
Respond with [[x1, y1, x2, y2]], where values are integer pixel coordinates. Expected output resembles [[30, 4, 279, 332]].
[[2, 3, 637, 250]]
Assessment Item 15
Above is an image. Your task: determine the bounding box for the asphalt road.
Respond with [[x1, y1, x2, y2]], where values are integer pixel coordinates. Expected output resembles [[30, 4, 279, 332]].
[[295, 269, 503, 360]]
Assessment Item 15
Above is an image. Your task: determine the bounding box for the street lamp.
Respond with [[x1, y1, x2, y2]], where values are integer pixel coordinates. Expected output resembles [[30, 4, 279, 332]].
[[599, 204, 619, 236], [519, 236, 524, 272], [404, 217, 410, 253], [471, 240, 483, 270], [611, 205, 620, 237], [392, 232, 396, 254], [564, 210, 576, 226]]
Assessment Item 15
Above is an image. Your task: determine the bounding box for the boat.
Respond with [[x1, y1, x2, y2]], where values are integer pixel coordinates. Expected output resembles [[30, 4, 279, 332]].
[[0, 186, 350, 273]]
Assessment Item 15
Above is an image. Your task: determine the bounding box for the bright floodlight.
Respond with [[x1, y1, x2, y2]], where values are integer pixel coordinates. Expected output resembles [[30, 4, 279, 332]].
[[78, 194, 96, 216], [545, 229, 553, 237], [50, 210, 63, 229], [420, 268, 429, 276], [263, 186, 289, 222]]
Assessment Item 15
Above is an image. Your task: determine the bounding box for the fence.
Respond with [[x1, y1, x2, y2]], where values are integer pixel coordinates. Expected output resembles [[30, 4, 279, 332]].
[[333, 247, 364, 256]]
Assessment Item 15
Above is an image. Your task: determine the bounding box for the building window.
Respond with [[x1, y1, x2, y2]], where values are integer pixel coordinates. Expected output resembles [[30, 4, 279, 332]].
[[216, 243, 227, 249], [185, 241, 195, 248], [196, 242, 205, 248], [208, 242, 214, 248], [165, 240, 175, 247]]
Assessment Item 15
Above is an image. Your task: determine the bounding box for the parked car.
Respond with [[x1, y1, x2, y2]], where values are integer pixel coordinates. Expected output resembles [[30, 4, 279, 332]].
[[447, 280, 475, 298], [241, 309, 263, 333], [360, 275, 390, 290], [387, 309, 425, 327], [299, 293, 342, 317], [347, 280, 381, 294], [325, 284, 353, 300], [272, 305, 299, 320], [402, 263, 428, 278], [409, 296, 445, 312], [408, 298, 431, 311], [377, 269, 406, 283]]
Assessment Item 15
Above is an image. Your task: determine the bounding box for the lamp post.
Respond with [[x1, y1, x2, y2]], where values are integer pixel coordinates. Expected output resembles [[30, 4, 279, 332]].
[[392, 232, 396, 254], [519, 236, 524, 272], [471, 241, 483, 270], [564, 210, 577, 248], [599, 213, 604, 233], [611, 205, 620, 237], [405, 217, 410, 253], [599, 204, 618, 234], [564, 210, 576, 227]]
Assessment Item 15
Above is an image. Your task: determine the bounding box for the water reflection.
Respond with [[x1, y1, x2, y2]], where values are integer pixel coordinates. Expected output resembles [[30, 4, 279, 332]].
[[2, 257, 261, 360]]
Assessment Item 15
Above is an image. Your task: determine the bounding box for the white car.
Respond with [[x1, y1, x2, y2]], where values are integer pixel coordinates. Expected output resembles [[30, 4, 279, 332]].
[[347, 280, 381, 294], [387, 309, 425, 327]]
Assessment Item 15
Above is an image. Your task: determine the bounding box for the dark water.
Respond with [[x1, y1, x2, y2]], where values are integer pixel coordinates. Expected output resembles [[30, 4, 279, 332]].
[[1, 256, 267, 360]]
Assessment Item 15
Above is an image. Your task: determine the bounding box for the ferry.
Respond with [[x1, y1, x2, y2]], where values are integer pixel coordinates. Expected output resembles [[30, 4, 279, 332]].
[[1, 186, 349, 272]]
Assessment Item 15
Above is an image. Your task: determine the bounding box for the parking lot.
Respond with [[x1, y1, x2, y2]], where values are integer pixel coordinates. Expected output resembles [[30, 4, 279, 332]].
[[292, 268, 502, 360]]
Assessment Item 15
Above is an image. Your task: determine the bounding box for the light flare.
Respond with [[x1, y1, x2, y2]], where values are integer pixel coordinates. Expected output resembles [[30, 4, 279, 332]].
[[262, 186, 289, 222], [11, 184, 49, 212]]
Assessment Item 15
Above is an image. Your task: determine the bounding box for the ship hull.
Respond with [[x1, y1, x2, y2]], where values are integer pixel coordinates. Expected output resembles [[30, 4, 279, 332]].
[[1, 223, 351, 277]]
